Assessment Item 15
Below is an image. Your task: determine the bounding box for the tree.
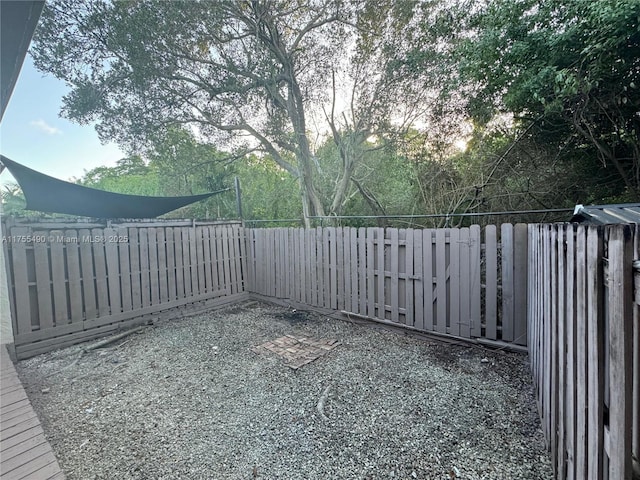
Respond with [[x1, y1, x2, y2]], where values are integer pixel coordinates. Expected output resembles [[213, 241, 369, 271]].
[[459, 0, 640, 199], [148, 128, 238, 218], [78, 127, 303, 220], [31, 0, 340, 224], [78, 155, 160, 196], [33, 0, 461, 225], [79, 129, 239, 219], [33, 0, 422, 225], [235, 155, 302, 222], [1, 183, 27, 216]]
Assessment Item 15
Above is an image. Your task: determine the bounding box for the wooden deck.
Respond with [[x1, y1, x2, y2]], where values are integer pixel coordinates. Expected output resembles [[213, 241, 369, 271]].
[[1, 345, 65, 480]]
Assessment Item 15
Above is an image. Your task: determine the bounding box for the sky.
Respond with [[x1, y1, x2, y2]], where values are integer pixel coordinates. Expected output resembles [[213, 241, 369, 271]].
[[0, 55, 126, 187]]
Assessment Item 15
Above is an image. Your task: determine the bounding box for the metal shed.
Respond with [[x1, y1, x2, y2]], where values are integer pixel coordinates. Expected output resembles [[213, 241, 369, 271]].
[[570, 203, 640, 224]]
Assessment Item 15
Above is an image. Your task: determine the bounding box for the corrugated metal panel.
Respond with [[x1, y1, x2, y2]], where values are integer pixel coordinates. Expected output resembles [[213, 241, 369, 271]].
[[571, 203, 640, 224]]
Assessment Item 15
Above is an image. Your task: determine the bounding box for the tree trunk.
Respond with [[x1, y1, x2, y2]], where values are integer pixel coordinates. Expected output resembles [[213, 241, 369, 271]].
[[285, 67, 326, 225]]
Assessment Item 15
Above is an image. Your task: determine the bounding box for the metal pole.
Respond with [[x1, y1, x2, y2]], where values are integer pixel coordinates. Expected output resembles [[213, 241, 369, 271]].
[[234, 176, 243, 220]]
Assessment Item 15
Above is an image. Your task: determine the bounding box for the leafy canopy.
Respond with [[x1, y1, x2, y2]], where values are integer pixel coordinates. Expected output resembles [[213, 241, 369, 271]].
[[458, 0, 640, 196]]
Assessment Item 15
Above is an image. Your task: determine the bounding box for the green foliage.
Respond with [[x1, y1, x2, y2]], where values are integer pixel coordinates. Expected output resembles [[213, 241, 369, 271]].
[[32, 0, 381, 221], [458, 0, 640, 199], [1, 183, 27, 216], [78, 155, 160, 196], [235, 156, 302, 221], [76, 127, 303, 221], [77, 129, 238, 219], [26, 0, 640, 223], [147, 129, 237, 219]]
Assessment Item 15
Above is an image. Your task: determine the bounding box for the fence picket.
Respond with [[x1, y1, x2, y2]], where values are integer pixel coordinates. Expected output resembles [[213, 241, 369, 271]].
[[377, 228, 386, 319], [459, 228, 470, 338], [413, 229, 423, 330], [343, 228, 351, 313], [92, 229, 110, 316], [330, 227, 338, 310], [358, 228, 366, 315], [139, 229, 151, 308], [350, 228, 359, 313], [201, 227, 212, 294], [50, 230, 68, 325], [404, 229, 414, 327], [366, 228, 375, 318], [607, 225, 633, 479], [337, 228, 344, 311], [33, 241, 53, 330], [195, 227, 206, 297], [513, 224, 528, 345], [147, 228, 159, 306], [119, 227, 133, 311], [272, 229, 279, 298], [390, 228, 399, 323], [556, 226, 566, 480], [586, 226, 604, 479], [550, 226, 558, 472], [633, 257, 640, 480], [469, 225, 482, 338], [104, 228, 122, 313], [128, 228, 142, 309], [423, 229, 434, 331], [156, 228, 168, 303], [542, 226, 551, 440], [100, 228, 122, 313], [231, 226, 242, 294], [449, 228, 460, 336], [79, 228, 98, 319], [310, 228, 318, 306], [301, 228, 308, 305], [215, 227, 225, 294], [435, 228, 447, 334], [165, 228, 177, 300], [181, 227, 192, 297], [65, 232, 83, 324], [485, 225, 498, 340], [565, 224, 577, 480], [185, 227, 196, 296], [501, 224, 514, 342], [8, 227, 31, 335], [575, 226, 588, 478], [173, 228, 185, 299], [290, 229, 298, 301], [316, 227, 325, 308], [299, 228, 311, 305]]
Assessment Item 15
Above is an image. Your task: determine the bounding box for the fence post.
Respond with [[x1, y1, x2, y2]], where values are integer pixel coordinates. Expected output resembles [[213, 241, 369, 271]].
[[234, 176, 243, 220], [514, 223, 529, 346], [607, 224, 633, 479], [0, 219, 15, 352], [586, 226, 604, 478]]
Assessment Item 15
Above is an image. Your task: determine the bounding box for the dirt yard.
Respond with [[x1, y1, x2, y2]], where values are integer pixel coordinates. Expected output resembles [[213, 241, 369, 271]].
[[17, 302, 553, 480]]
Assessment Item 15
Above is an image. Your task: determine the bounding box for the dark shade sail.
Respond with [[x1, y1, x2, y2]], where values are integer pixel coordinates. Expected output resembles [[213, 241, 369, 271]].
[[0, 156, 222, 218], [1, 1, 45, 120]]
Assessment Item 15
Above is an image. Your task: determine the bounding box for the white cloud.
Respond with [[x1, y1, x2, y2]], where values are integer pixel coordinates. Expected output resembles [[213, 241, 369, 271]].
[[29, 119, 62, 135]]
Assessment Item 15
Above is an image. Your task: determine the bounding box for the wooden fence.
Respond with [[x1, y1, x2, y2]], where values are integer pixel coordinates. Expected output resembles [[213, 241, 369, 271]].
[[2, 220, 247, 359], [528, 223, 640, 480], [4, 218, 639, 476], [246, 224, 528, 346]]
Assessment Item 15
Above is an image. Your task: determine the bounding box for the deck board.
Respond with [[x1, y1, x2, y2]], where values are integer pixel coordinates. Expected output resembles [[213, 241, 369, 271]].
[[1, 346, 65, 479]]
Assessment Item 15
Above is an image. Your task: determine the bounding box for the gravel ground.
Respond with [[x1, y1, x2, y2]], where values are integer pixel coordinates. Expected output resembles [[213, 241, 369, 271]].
[[17, 302, 553, 480]]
